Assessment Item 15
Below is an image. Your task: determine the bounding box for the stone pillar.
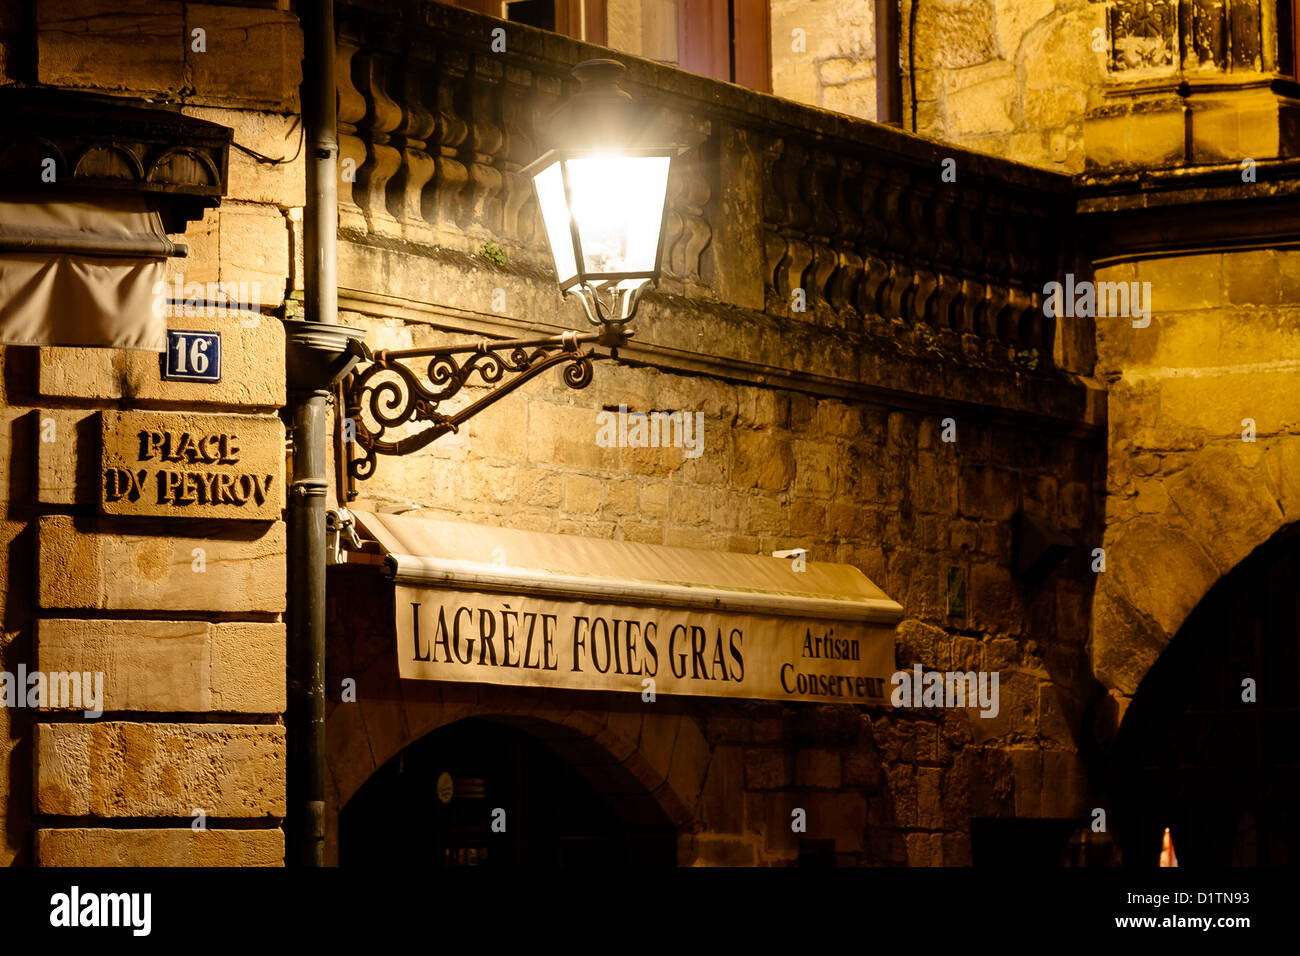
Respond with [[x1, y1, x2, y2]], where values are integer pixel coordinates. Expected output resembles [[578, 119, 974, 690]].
[[1087, 0, 1300, 168]]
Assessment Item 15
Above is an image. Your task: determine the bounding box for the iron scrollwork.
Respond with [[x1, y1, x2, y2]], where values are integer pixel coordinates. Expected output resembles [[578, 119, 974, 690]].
[[342, 327, 626, 491]]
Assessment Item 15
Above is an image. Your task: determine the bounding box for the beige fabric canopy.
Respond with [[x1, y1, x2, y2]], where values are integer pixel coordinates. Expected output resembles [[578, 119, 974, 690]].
[[0, 195, 176, 350], [353, 509, 904, 624], [350, 510, 903, 704]]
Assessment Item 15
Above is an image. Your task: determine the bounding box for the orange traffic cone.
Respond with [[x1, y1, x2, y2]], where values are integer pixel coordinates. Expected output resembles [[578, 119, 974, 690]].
[[1159, 827, 1179, 867]]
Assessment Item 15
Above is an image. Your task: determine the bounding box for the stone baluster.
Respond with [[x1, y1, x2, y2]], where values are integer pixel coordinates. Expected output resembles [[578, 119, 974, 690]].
[[825, 157, 864, 315], [772, 139, 814, 308], [336, 33, 368, 232], [498, 64, 537, 247], [930, 191, 962, 334], [759, 136, 789, 307], [907, 181, 940, 329], [462, 57, 505, 237], [877, 167, 914, 323], [353, 50, 404, 234], [428, 52, 470, 238], [855, 164, 892, 328], [389, 56, 438, 243], [801, 150, 840, 315], [661, 115, 713, 287], [675, 142, 714, 286]]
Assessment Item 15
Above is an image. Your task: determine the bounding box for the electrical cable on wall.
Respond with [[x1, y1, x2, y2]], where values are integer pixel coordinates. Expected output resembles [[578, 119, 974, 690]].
[[909, 0, 918, 132], [232, 116, 305, 165]]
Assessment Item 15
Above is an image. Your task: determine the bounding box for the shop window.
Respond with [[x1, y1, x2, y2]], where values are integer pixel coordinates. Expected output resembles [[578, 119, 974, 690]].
[[1283, 0, 1300, 76], [505, 0, 556, 30], [443, 0, 768, 92], [677, 0, 770, 90], [447, 0, 607, 45]]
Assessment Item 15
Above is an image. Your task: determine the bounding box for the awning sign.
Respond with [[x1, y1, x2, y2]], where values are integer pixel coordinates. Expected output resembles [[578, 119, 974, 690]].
[[394, 585, 895, 704]]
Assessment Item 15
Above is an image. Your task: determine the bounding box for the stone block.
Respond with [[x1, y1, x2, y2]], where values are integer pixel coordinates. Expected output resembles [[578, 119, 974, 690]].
[[37, 0, 185, 95], [183, 106, 304, 207], [794, 748, 842, 789], [692, 837, 756, 866], [36, 722, 285, 817], [185, 3, 302, 111], [38, 303, 285, 409], [916, 767, 943, 829], [218, 204, 290, 308], [37, 515, 286, 613], [733, 430, 795, 491], [37, 619, 284, 713], [1011, 748, 1042, 817], [743, 747, 790, 790], [98, 411, 284, 520], [945, 67, 1017, 135], [698, 746, 744, 833], [37, 827, 284, 866]]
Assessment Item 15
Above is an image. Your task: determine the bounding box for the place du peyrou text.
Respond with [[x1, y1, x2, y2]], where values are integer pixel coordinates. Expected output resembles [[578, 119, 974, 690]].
[[103, 430, 273, 508]]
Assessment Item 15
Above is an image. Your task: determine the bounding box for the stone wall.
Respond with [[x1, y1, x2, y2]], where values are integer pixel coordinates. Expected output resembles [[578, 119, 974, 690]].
[[0, 0, 1121, 868], [767, 1, 1106, 174], [0, 0, 302, 866], [326, 284, 1105, 864], [318, 0, 1107, 866], [1090, 247, 1300, 733], [769, 0, 878, 119]]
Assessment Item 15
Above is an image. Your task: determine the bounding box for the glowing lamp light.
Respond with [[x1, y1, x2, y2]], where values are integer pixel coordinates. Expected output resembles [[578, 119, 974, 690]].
[[525, 60, 680, 326]]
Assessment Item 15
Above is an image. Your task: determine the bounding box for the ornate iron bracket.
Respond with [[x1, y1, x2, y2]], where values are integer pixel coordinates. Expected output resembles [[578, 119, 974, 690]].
[[339, 324, 631, 497]]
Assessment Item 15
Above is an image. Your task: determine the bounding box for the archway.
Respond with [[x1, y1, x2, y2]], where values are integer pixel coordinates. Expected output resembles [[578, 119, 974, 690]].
[[339, 716, 678, 866], [1109, 524, 1300, 866]]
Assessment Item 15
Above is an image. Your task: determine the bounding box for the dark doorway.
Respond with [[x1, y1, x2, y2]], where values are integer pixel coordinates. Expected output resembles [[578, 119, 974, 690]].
[[1110, 525, 1300, 866], [504, 0, 555, 31], [339, 717, 677, 866]]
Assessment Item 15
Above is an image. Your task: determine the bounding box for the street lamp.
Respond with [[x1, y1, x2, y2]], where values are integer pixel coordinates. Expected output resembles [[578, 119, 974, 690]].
[[338, 59, 681, 495], [525, 59, 676, 327]]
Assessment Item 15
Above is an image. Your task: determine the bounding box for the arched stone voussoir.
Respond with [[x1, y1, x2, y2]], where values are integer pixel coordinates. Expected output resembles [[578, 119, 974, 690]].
[[1105, 516, 1220, 651], [1164, 445, 1287, 576], [1092, 574, 1169, 697]]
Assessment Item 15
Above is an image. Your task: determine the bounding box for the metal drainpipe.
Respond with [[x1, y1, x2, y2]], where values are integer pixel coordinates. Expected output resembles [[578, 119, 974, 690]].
[[289, 0, 337, 868], [875, 0, 903, 127]]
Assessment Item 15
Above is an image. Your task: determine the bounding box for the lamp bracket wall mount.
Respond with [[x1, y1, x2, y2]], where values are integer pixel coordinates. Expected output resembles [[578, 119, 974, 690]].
[[339, 324, 631, 498]]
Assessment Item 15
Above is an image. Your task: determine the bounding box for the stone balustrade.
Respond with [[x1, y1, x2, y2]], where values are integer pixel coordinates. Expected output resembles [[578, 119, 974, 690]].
[[335, 0, 1090, 423]]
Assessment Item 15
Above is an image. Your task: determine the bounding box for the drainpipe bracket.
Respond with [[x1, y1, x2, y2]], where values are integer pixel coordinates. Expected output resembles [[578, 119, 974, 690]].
[[285, 318, 369, 392], [325, 507, 363, 565]]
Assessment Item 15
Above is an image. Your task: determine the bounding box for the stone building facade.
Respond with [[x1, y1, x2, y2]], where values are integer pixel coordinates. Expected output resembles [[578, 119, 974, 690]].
[[0, 0, 1294, 866]]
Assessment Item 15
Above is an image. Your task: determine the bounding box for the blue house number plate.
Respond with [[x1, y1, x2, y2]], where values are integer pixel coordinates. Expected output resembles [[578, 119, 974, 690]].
[[162, 330, 222, 383]]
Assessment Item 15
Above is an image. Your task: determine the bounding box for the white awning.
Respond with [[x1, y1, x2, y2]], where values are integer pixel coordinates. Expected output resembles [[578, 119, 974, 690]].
[[0, 195, 178, 350], [349, 510, 903, 705], [354, 509, 904, 623]]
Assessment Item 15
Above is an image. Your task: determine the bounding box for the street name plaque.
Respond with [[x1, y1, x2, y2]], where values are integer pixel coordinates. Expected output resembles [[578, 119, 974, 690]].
[[99, 410, 283, 520]]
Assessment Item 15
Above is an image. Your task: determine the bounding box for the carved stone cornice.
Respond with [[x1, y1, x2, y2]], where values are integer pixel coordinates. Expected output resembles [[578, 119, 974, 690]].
[[335, 0, 1086, 397], [0, 87, 231, 231]]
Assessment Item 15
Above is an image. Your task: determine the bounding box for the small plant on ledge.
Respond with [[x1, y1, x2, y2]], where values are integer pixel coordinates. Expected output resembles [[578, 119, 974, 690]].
[[1013, 348, 1040, 371], [914, 322, 945, 357], [479, 240, 507, 267]]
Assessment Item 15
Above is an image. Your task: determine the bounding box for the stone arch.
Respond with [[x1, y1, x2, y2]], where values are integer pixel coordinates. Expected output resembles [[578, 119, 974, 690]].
[[1106, 522, 1300, 864], [1092, 440, 1300, 701], [323, 656, 713, 864]]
